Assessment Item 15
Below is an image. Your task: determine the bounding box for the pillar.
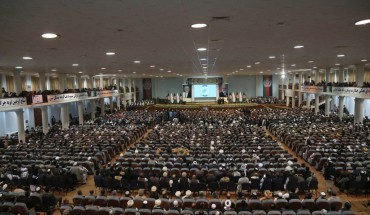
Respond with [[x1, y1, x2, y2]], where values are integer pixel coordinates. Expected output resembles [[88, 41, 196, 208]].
[[13, 71, 22, 94], [76, 74, 82, 89], [127, 78, 132, 105], [109, 97, 113, 112], [41, 106, 49, 134], [99, 74, 104, 89], [90, 99, 96, 120], [325, 95, 330, 116], [315, 94, 319, 114], [117, 96, 121, 110], [325, 67, 330, 83], [354, 98, 364, 124], [356, 64, 364, 87], [132, 79, 136, 103], [306, 94, 311, 109], [285, 75, 290, 107], [292, 74, 296, 108], [338, 96, 344, 120], [39, 73, 46, 91], [77, 101, 84, 125], [338, 66, 344, 83], [59, 74, 69, 129], [298, 72, 303, 107], [16, 110, 25, 143], [100, 99, 105, 116]]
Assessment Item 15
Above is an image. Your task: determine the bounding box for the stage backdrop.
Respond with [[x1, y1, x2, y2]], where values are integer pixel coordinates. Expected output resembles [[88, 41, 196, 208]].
[[263, 75, 273, 96], [142, 78, 152, 99]]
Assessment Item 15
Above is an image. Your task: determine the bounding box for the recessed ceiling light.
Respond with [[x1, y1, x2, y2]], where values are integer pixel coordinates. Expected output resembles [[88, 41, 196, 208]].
[[361, 59, 367, 62], [294, 45, 304, 49], [78, 71, 83, 74], [240, 69, 244, 70], [118, 69, 122, 72], [235, 71, 239, 73], [255, 62, 260, 64], [201, 64, 207, 66], [313, 66, 317, 69], [260, 71, 263, 74], [246, 65, 252, 68], [191, 23, 208, 29], [160, 69, 164, 71], [197, 48, 207, 51], [105, 52, 115, 56], [275, 73, 278, 75], [277, 67, 280, 69], [160, 76, 163, 78], [167, 70, 172, 73], [202, 66, 207, 68], [269, 56, 276, 59], [101, 67, 106, 70], [22, 56, 32, 60], [72, 64, 79, 66], [15, 66, 23, 69], [150, 65, 155, 68], [335, 63, 340, 66], [133, 72, 136, 74], [51, 69, 57, 72], [200, 58, 207, 61], [133, 60, 141, 64], [41, 33, 58, 38], [355, 19, 370, 26], [291, 64, 296, 67], [337, 54, 345, 57], [308, 60, 314, 63]]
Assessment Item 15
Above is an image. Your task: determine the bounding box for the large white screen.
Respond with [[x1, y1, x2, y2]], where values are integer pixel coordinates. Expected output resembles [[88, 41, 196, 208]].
[[193, 84, 217, 97]]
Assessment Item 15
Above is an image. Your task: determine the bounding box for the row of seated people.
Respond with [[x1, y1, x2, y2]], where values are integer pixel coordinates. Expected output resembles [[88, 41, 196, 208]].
[[95, 110, 318, 195], [0, 110, 164, 192], [61, 189, 354, 215], [267, 110, 369, 194]]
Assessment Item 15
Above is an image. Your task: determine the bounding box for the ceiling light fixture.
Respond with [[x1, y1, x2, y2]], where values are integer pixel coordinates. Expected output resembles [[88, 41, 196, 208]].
[[246, 65, 251, 68], [200, 58, 207, 61], [202, 66, 207, 68], [160, 68, 164, 71], [133, 72, 136, 74], [260, 71, 263, 74], [167, 70, 172, 73], [118, 70, 122, 72], [269, 56, 276, 59], [335, 63, 340, 66], [133, 60, 141, 64], [22, 56, 32, 60], [15, 66, 23, 69], [101, 67, 106, 70], [78, 71, 83, 74], [150, 65, 155, 68], [51, 69, 57, 72], [354, 19, 370, 26], [308, 60, 314, 63], [337, 54, 345, 57], [191, 23, 208, 29], [72, 64, 79, 66], [255, 62, 260, 64], [291, 64, 296, 67], [294, 45, 304, 49], [106, 52, 115, 56], [197, 48, 207, 51], [313, 66, 317, 69], [361, 59, 367, 62], [41, 33, 58, 38]]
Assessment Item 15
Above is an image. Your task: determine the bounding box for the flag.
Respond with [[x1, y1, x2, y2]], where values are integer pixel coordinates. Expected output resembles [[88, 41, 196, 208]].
[[263, 75, 273, 96]]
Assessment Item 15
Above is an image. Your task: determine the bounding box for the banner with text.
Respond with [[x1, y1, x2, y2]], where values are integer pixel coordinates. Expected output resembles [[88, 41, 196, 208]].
[[32, 95, 43, 104], [332, 87, 370, 98], [47, 92, 88, 103], [96, 90, 120, 97], [0, 97, 27, 107], [300, 86, 324, 93]]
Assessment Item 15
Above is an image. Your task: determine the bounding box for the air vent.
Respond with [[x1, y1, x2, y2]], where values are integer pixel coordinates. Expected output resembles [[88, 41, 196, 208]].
[[210, 39, 223, 42], [335, 45, 347, 48], [212, 16, 230, 21]]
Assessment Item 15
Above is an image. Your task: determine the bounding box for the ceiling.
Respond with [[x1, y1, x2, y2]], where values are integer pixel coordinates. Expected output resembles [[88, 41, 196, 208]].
[[0, 0, 370, 78]]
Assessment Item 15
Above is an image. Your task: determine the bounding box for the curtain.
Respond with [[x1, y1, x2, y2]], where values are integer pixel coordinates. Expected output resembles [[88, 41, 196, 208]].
[[6, 76, 15, 92], [32, 76, 40, 92], [50, 77, 60, 91], [21, 76, 26, 91], [364, 70, 370, 83], [329, 73, 335, 82], [67, 77, 74, 89], [347, 69, 356, 82]]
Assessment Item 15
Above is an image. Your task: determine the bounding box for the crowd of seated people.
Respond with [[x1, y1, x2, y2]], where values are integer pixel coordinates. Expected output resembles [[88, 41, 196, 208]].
[[88, 109, 358, 215], [0, 110, 166, 214], [267, 108, 370, 195], [58, 187, 354, 215], [247, 97, 284, 104]]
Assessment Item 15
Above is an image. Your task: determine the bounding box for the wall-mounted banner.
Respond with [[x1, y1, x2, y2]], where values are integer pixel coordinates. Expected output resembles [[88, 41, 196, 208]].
[[187, 77, 223, 85], [47, 92, 88, 103], [332, 87, 370, 98], [300, 86, 324, 93], [263, 75, 273, 96], [32, 95, 43, 104], [142, 78, 152, 99], [96, 90, 120, 97], [0, 97, 27, 107]]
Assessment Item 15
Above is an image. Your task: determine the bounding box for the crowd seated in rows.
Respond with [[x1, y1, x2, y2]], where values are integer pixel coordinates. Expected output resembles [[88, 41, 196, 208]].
[[247, 97, 283, 104]]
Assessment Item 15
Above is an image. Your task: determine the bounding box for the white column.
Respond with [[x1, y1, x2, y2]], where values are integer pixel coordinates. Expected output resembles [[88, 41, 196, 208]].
[[127, 78, 132, 105], [116, 95, 121, 110], [325, 67, 330, 82], [41, 106, 49, 134], [298, 72, 303, 107], [39, 73, 46, 91], [292, 74, 296, 108], [90, 99, 96, 120], [338, 66, 344, 83], [285, 75, 289, 107], [325, 95, 330, 116], [306, 94, 311, 109], [46, 76, 51, 90], [76, 74, 82, 89], [109, 97, 113, 112], [100, 99, 105, 116], [59, 74, 69, 129], [354, 98, 364, 124], [13, 71, 22, 94], [99, 75, 104, 89], [16, 110, 25, 143], [78, 101, 84, 125], [338, 96, 344, 120], [132, 79, 136, 103], [356, 64, 364, 87], [315, 94, 319, 114]]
